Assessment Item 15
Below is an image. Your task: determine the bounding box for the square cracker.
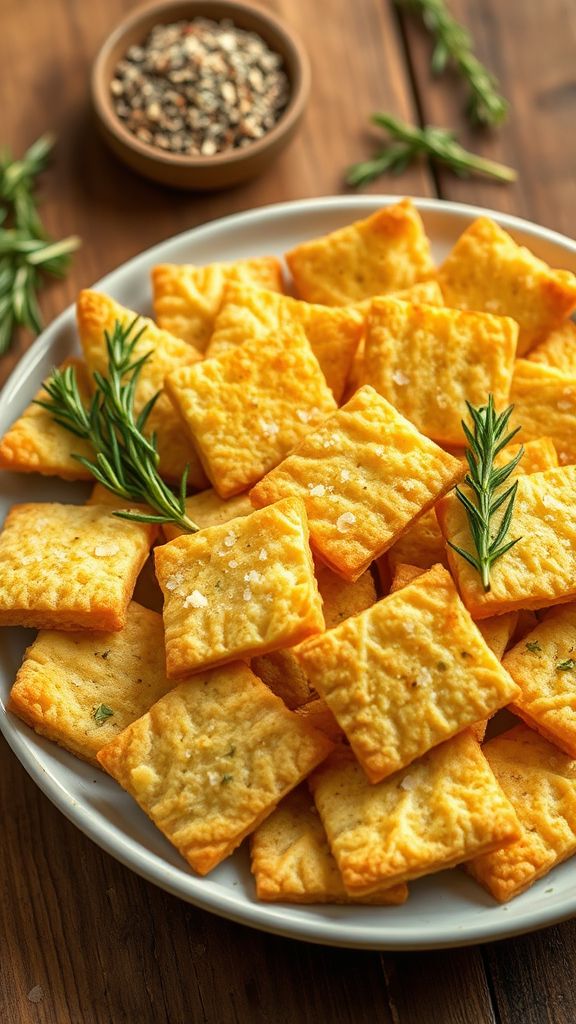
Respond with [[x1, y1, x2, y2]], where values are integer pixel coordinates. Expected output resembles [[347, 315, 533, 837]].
[[205, 283, 364, 402], [8, 602, 173, 765], [387, 509, 448, 573], [285, 199, 433, 306], [467, 724, 576, 902], [252, 563, 376, 710], [250, 385, 463, 582], [437, 464, 576, 619], [0, 359, 94, 481], [165, 327, 336, 498], [152, 257, 283, 352], [0, 503, 155, 631], [97, 662, 334, 876], [528, 320, 576, 375], [154, 498, 324, 678], [296, 564, 519, 782], [76, 289, 207, 488], [437, 217, 576, 356], [250, 786, 407, 904], [502, 604, 576, 756], [309, 735, 520, 894], [363, 298, 517, 446], [510, 359, 576, 466]]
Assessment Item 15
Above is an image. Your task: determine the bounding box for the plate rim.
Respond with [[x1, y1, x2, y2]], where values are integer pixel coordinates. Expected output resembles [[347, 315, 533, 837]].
[[2, 193, 576, 950]]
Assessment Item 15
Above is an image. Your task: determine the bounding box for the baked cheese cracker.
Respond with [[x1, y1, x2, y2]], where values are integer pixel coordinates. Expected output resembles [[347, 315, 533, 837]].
[[467, 724, 576, 902], [363, 298, 517, 446], [252, 564, 376, 709], [286, 199, 434, 306], [162, 488, 253, 542], [250, 386, 464, 582], [165, 328, 337, 498], [0, 359, 94, 480], [97, 662, 334, 876], [296, 565, 520, 782], [528, 320, 576, 375], [250, 787, 407, 904], [0, 503, 155, 631], [155, 498, 324, 678], [502, 604, 576, 755], [510, 360, 576, 466], [309, 736, 520, 894], [387, 509, 448, 573], [76, 289, 207, 487], [437, 217, 576, 356], [152, 257, 284, 352], [206, 283, 364, 401], [437, 465, 576, 619], [8, 602, 173, 765]]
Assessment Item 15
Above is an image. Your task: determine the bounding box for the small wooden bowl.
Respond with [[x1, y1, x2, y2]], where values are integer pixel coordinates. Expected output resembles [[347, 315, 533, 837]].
[[91, 0, 310, 190]]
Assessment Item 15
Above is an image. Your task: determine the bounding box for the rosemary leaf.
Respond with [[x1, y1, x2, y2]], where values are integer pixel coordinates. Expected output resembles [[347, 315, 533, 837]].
[[37, 318, 199, 535], [395, 0, 508, 126], [447, 395, 523, 592], [346, 115, 516, 188]]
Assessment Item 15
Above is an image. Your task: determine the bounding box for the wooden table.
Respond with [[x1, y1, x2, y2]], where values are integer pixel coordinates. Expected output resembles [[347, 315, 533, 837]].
[[1, 1, 575, 1020]]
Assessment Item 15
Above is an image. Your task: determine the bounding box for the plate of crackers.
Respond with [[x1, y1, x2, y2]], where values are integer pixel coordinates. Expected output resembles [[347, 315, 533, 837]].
[[2, 195, 576, 950]]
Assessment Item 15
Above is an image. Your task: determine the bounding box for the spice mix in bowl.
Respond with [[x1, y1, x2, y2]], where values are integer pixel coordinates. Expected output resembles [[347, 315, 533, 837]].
[[92, 0, 310, 189]]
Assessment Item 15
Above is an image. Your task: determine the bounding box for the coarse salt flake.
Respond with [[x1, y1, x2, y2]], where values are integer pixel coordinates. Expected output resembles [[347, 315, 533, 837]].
[[165, 571, 184, 591], [244, 570, 263, 584], [392, 370, 410, 386], [339, 469, 351, 483], [258, 548, 268, 561], [183, 590, 208, 608], [207, 771, 220, 786], [416, 667, 432, 686], [243, 587, 253, 601], [223, 533, 236, 547], [94, 543, 119, 557], [336, 512, 356, 533], [296, 409, 310, 423], [260, 419, 279, 437], [308, 484, 326, 497], [400, 775, 416, 791]]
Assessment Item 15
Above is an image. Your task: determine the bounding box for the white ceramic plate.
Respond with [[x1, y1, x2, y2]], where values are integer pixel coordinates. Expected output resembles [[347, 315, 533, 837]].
[[2, 196, 576, 951]]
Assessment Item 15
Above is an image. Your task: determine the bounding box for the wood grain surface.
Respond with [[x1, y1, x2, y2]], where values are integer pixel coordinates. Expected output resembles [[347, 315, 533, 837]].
[[1, 1, 575, 1022]]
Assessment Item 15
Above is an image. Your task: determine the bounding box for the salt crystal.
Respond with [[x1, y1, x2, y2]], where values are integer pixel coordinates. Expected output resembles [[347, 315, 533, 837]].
[[296, 409, 310, 423], [308, 484, 326, 497], [165, 572, 184, 591], [228, 559, 238, 568], [336, 512, 356, 533], [243, 587, 252, 601], [392, 370, 410, 386], [183, 590, 208, 608], [207, 771, 220, 786], [260, 419, 279, 437], [339, 469, 351, 483], [224, 533, 236, 547], [94, 543, 119, 557], [258, 548, 268, 561], [244, 570, 263, 584], [400, 775, 416, 791], [374, 445, 385, 457], [416, 667, 432, 686]]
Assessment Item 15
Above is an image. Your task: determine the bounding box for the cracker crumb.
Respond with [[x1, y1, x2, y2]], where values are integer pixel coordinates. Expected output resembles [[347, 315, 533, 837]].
[[183, 590, 208, 608], [336, 512, 356, 533], [27, 987, 44, 1004], [165, 571, 185, 591], [94, 542, 119, 557]]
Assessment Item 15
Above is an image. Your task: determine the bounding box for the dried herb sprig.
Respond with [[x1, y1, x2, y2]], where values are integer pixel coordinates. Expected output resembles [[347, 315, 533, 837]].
[[395, 0, 508, 126], [346, 114, 516, 188], [0, 134, 80, 355], [36, 317, 199, 534], [448, 396, 523, 592]]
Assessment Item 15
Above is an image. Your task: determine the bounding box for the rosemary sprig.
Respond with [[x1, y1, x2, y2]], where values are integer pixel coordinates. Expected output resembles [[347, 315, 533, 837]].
[[0, 134, 80, 355], [448, 396, 523, 592], [396, 0, 508, 126], [36, 317, 199, 534], [346, 114, 516, 188]]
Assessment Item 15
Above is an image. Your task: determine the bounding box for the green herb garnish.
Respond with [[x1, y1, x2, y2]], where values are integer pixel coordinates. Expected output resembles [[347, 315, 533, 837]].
[[0, 134, 80, 355], [448, 396, 523, 592], [36, 317, 199, 534], [556, 659, 576, 672], [93, 704, 114, 726], [346, 114, 516, 188], [395, 0, 508, 126], [525, 640, 542, 654]]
